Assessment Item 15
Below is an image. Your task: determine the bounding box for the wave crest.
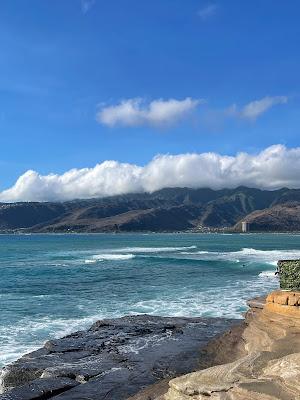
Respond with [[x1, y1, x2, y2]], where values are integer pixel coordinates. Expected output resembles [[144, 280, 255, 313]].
[[174, 247, 300, 266], [113, 246, 196, 253], [91, 254, 135, 261], [258, 271, 277, 278]]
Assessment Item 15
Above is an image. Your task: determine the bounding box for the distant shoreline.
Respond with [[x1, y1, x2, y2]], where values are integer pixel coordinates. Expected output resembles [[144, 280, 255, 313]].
[[1, 230, 300, 235]]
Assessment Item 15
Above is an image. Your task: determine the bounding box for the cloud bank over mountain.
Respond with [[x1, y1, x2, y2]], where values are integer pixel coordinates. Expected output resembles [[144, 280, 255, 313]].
[[1, 145, 299, 202]]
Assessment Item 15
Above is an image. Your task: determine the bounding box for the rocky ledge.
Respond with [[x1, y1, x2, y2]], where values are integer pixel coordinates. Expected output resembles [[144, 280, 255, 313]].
[[161, 290, 300, 400], [0, 315, 237, 400]]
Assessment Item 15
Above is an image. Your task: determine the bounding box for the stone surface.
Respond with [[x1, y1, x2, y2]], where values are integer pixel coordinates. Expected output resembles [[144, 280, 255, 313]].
[[164, 290, 300, 400], [0, 378, 79, 400], [246, 295, 266, 309], [0, 315, 237, 400], [128, 380, 169, 400], [127, 322, 248, 400], [265, 289, 300, 317]]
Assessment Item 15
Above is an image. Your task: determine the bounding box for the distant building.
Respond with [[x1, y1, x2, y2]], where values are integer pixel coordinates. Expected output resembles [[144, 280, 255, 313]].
[[241, 221, 250, 232]]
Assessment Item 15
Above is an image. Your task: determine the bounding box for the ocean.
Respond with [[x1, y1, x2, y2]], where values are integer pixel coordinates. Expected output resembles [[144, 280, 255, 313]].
[[1, 232, 300, 368]]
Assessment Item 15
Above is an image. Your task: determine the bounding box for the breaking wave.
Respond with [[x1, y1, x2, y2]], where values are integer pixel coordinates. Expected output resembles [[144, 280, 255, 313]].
[[0, 314, 101, 369], [2, 233, 299, 369], [112, 246, 197, 253], [91, 254, 135, 261], [258, 271, 277, 278], [175, 248, 300, 266]]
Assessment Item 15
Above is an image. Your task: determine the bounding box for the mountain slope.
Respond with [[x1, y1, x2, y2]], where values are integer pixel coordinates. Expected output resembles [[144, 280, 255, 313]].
[[0, 187, 299, 232], [234, 202, 300, 232], [33, 205, 203, 233]]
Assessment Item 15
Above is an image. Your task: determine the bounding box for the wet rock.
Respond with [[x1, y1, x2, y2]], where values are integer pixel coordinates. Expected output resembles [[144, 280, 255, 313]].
[[0, 377, 79, 400], [0, 315, 237, 399], [246, 295, 266, 309]]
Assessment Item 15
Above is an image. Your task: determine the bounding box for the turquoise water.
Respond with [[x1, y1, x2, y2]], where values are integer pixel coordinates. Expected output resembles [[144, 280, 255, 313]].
[[1, 233, 300, 367]]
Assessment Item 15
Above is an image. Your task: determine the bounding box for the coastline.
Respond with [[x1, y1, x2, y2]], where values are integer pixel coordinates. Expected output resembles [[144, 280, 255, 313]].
[[1, 231, 300, 235], [161, 292, 300, 400], [1, 233, 295, 370], [1, 235, 299, 399], [1, 291, 300, 399], [0, 315, 238, 399]]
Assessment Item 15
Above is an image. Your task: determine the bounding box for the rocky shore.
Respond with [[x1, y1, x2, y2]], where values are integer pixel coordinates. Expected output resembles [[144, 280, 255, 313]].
[[2, 290, 300, 400], [0, 315, 237, 399], [161, 291, 300, 400]]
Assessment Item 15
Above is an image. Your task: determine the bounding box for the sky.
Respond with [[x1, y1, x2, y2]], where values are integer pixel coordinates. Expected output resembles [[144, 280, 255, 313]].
[[0, 0, 300, 201]]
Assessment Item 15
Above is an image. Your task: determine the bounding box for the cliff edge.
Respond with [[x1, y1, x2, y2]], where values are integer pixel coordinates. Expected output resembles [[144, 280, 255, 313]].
[[163, 290, 300, 400]]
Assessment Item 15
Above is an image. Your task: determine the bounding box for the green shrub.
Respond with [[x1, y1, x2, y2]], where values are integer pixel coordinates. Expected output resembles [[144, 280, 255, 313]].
[[277, 260, 300, 291]]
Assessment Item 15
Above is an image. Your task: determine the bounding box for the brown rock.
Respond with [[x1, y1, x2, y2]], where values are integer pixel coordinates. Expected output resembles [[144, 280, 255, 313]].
[[127, 380, 169, 400], [288, 293, 299, 306], [164, 291, 300, 400], [273, 292, 289, 305], [264, 289, 300, 317], [265, 292, 275, 303]]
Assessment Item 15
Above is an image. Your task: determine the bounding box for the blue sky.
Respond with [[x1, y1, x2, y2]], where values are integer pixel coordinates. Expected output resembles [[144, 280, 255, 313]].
[[0, 0, 300, 200]]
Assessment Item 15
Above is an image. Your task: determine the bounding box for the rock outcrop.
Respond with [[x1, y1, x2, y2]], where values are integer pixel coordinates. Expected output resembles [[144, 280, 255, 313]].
[[0, 315, 236, 400], [164, 290, 300, 400]]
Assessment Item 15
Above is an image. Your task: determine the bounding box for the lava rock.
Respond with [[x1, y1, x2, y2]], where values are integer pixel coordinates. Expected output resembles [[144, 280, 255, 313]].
[[0, 377, 79, 400], [1, 315, 238, 400]]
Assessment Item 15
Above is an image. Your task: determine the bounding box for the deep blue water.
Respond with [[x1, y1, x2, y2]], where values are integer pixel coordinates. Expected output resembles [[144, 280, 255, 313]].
[[1, 233, 300, 367]]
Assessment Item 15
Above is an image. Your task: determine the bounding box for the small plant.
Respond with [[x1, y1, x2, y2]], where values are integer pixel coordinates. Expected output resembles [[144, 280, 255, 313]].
[[277, 260, 300, 291]]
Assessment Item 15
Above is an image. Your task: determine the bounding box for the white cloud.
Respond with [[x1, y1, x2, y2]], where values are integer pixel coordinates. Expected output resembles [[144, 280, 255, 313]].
[[81, 0, 95, 14], [230, 96, 288, 121], [96, 97, 201, 128], [1, 145, 300, 202], [197, 4, 218, 20]]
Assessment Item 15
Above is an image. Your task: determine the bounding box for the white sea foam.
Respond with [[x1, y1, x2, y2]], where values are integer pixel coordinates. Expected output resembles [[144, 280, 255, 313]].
[[180, 250, 208, 255], [57, 246, 197, 261], [0, 314, 102, 368], [84, 259, 97, 264], [91, 254, 135, 261], [258, 271, 277, 278], [119, 332, 175, 355], [129, 273, 277, 320], [174, 248, 300, 266], [267, 261, 278, 266], [112, 245, 197, 253]]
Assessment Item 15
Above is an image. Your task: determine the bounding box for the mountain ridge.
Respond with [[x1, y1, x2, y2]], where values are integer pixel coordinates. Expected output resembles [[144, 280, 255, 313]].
[[0, 186, 299, 233]]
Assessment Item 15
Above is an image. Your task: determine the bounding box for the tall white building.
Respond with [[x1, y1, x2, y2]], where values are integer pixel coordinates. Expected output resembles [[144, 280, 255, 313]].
[[241, 221, 249, 233]]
